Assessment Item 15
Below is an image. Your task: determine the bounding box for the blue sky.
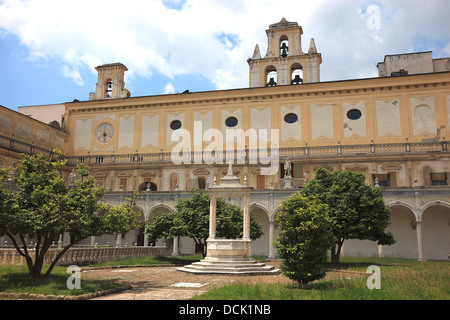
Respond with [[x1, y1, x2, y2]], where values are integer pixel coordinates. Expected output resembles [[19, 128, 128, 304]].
[[0, 0, 449, 111]]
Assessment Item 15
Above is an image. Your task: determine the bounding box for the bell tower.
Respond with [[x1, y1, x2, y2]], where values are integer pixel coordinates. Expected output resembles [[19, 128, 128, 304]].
[[89, 63, 131, 100], [247, 18, 322, 88]]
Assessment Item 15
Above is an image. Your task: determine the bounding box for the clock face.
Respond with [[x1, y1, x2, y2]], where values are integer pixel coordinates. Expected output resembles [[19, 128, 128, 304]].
[[96, 123, 114, 143]]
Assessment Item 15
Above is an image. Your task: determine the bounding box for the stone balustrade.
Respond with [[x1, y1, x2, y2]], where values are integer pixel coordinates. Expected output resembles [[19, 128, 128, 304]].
[[0, 246, 167, 265]]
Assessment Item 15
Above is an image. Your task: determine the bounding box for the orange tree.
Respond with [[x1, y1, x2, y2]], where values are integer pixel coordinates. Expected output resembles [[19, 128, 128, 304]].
[[0, 151, 140, 279], [301, 167, 395, 263]]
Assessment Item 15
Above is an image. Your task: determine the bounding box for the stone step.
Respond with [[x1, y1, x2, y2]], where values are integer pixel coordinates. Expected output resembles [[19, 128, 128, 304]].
[[190, 261, 269, 269], [184, 264, 275, 272], [177, 262, 280, 275], [177, 265, 280, 275]]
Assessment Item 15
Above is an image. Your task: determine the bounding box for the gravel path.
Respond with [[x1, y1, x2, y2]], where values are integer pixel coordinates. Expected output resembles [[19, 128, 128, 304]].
[[81, 260, 366, 300], [81, 260, 292, 300]]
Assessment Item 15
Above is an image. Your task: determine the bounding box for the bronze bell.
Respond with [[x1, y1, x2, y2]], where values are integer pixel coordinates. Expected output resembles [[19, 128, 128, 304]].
[[266, 77, 277, 87], [291, 74, 303, 85], [280, 43, 288, 57]]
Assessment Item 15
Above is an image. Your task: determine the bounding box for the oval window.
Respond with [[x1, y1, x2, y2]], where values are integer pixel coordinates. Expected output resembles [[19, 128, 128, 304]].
[[170, 120, 182, 130], [284, 113, 298, 124], [347, 109, 362, 120], [225, 117, 238, 127]]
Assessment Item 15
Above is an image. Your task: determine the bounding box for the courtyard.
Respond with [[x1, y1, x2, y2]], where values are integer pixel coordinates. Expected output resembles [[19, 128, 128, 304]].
[[1, 255, 448, 301]]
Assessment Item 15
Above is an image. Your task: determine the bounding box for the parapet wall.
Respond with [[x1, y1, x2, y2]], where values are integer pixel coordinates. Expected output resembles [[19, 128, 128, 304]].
[[0, 246, 167, 265]]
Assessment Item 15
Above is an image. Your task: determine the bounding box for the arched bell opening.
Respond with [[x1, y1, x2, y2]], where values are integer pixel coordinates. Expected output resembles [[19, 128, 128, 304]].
[[291, 63, 303, 85], [265, 66, 277, 87], [280, 36, 289, 57], [105, 79, 113, 98]]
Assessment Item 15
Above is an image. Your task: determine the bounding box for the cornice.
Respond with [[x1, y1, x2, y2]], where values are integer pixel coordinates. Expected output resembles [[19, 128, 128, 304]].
[[64, 71, 450, 113]]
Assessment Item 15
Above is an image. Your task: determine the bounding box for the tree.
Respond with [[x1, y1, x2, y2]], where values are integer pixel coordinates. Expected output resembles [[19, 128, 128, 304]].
[[0, 151, 141, 279], [275, 192, 335, 288], [301, 167, 395, 263], [145, 188, 263, 257]]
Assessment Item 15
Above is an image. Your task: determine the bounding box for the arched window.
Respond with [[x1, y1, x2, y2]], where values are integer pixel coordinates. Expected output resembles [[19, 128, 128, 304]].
[[138, 181, 158, 191], [291, 64, 303, 85], [265, 66, 277, 87], [280, 36, 289, 57]]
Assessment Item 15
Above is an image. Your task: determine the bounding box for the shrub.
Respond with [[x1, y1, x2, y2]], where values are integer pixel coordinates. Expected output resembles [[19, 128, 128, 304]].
[[275, 193, 335, 288]]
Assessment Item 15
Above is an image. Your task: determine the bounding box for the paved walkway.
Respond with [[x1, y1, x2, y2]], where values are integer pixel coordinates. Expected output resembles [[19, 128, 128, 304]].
[[82, 261, 287, 300], [92, 287, 207, 300]]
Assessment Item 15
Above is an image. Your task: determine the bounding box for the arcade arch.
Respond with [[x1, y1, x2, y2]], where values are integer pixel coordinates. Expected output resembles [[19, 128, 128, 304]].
[[250, 204, 270, 256], [146, 204, 174, 250], [420, 202, 450, 260], [382, 203, 418, 259]]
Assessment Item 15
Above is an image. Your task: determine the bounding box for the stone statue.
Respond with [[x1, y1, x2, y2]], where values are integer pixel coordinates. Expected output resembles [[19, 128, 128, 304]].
[[284, 160, 292, 177], [68, 169, 76, 186]]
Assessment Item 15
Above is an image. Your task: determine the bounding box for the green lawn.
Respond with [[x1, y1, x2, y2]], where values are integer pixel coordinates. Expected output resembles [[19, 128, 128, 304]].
[[0, 255, 201, 298], [1, 256, 448, 300], [193, 257, 450, 300], [0, 264, 121, 297]]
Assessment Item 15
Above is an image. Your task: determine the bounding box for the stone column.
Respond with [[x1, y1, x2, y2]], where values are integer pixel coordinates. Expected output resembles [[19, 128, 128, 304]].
[[268, 220, 276, 259], [172, 236, 179, 256], [116, 233, 122, 248], [242, 195, 250, 240], [57, 234, 63, 249], [378, 245, 384, 258], [416, 220, 426, 261], [63, 232, 70, 246], [209, 196, 217, 240]]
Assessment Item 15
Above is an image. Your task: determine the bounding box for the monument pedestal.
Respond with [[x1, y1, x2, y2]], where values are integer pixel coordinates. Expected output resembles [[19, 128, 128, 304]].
[[282, 175, 295, 189], [206, 238, 252, 261], [177, 162, 279, 275], [177, 239, 279, 275]]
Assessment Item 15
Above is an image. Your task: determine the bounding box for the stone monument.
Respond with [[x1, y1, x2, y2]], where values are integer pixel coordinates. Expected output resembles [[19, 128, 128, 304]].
[[177, 162, 279, 275], [282, 159, 295, 189]]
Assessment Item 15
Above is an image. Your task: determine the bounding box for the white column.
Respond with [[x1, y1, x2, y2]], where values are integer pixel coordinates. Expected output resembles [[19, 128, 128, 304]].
[[268, 220, 276, 259], [341, 240, 346, 257], [209, 196, 217, 240], [378, 245, 384, 258], [172, 237, 179, 256], [242, 195, 251, 240], [63, 232, 70, 246], [416, 220, 426, 261], [57, 234, 63, 249], [116, 233, 121, 248]]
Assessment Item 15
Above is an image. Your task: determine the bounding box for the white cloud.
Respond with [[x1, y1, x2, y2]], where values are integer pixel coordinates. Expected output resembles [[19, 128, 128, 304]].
[[62, 65, 84, 86], [0, 0, 449, 92], [164, 82, 176, 94]]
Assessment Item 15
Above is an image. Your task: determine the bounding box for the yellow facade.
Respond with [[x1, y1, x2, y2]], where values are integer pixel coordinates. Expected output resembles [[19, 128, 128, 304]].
[[0, 105, 69, 168], [61, 70, 450, 191], [2, 19, 449, 260]]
